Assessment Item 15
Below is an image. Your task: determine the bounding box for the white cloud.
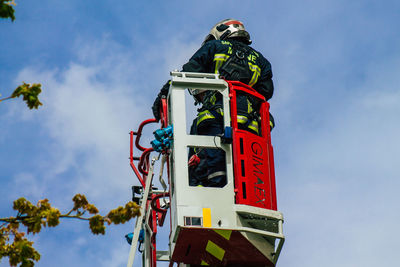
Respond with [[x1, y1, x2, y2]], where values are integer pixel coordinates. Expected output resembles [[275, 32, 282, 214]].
[[100, 244, 130, 267], [14, 60, 144, 209], [275, 52, 400, 267], [0, 35, 204, 266], [11, 172, 45, 200]]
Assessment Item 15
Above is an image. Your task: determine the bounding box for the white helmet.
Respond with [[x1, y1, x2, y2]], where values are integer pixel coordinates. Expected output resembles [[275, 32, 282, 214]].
[[203, 19, 252, 45]]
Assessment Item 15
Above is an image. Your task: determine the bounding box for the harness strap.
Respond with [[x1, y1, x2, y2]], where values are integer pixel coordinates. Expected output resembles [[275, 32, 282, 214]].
[[218, 42, 253, 83]]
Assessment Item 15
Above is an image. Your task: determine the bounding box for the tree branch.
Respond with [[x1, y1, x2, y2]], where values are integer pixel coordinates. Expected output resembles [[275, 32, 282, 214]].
[[59, 215, 90, 221]]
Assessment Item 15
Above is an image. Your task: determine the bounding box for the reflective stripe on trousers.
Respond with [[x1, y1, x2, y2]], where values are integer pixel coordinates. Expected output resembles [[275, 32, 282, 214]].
[[197, 110, 259, 134]]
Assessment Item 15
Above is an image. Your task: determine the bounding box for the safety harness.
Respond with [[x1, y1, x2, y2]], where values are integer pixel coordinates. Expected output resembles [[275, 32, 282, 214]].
[[218, 41, 253, 85]]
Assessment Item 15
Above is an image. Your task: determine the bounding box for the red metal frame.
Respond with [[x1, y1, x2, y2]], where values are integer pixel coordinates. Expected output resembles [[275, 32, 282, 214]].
[[130, 119, 157, 186], [228, 81, 277, 210], [150, 192, 169, 227]]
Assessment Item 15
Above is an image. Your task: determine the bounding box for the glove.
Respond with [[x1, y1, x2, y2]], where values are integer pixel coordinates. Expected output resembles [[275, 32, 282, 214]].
[[269, 112, 275, 131], [152, 81, 171, 121], [152, 95, 162, 121]]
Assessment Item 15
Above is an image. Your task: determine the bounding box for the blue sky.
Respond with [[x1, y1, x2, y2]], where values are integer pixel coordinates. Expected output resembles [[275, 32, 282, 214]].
[[1, 0, 400, 266]]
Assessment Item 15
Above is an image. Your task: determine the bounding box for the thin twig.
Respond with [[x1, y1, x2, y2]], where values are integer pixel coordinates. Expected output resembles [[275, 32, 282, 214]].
[[59, 215, 90, 221], [0, 96, 14, 102], [1, 213, 92, 223], [65, 209, 75, 216]]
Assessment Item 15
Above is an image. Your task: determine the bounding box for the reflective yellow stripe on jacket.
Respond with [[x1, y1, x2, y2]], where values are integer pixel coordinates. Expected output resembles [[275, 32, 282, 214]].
[[248, 62, 261, 87], [213, 54, 230, 73], [197, 108, 223, 126]]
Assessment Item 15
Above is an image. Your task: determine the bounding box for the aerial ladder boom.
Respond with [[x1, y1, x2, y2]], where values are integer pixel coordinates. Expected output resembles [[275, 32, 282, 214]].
[[127, 72, 284, 267]]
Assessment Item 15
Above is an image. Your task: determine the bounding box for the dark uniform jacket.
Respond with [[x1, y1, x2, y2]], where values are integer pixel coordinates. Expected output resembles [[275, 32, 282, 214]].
[[182, 39, 274, 101], [153, 38, 274, 126], [152, 38, 275, 187]]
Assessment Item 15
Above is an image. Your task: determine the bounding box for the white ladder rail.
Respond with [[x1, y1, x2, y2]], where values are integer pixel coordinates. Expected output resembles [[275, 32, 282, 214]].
[[126, 156, 157, 267]]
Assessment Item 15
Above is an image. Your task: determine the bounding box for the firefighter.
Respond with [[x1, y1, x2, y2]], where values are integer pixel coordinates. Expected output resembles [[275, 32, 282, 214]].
[[152, 19, 275, 187]]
